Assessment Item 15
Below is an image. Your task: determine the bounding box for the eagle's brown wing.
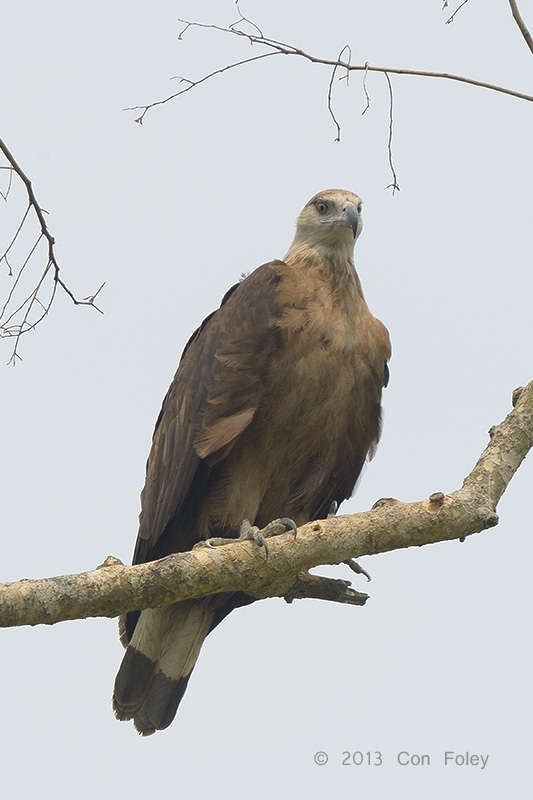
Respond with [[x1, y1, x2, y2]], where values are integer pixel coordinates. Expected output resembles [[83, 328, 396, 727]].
[[132, 261, 283, 566]]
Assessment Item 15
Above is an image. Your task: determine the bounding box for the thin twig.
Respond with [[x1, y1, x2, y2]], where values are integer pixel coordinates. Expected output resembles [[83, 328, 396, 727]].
[[445, 0, 470, 24], [8, 260, 58, 364], [126, 51, 280, 123], [361, 62, 371, 115], [0, 165, 13, 202], [126, 19, 533, 124], [384, 72, 400, 194], [0, 203, 31, 273], [327, 45, 352, 141], [508, 0, 533, 55], [1, 234, 44, 324], [0, 137, 104, 363], [230, 1, 264, 38]]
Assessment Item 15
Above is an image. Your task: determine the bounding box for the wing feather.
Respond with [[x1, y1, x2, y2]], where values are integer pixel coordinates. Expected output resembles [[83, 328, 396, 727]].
[[133, 262, 282, 563]]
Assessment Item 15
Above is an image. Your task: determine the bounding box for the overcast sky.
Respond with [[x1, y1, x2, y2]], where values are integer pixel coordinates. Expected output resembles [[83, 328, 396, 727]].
[[1, 1, 532, 798]]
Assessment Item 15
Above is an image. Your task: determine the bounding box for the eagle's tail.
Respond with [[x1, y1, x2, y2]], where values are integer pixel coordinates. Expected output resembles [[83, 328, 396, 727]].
[[112, 601, 213, 735]]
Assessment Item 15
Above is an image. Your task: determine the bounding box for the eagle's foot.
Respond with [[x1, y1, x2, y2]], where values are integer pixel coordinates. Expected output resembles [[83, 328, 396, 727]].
[[327, 502, 370, 581], [202, 517, 297, 559], [344, 558, 372, 582]]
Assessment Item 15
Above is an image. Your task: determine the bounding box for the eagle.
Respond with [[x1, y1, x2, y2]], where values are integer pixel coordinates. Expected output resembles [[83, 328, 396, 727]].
[[113, 189, 391, 735]]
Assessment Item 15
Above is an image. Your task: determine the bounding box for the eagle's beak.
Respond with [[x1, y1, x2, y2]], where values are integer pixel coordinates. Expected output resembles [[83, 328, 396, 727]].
[[343, 203, 359, 239], [323, 203, 360, 238]]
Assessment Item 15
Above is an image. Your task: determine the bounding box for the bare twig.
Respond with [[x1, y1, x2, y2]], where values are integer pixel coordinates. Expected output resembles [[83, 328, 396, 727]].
[[125, 13, 533, 191], [0, 138, 104, 363], [1, 204, 31, 276], [361, 62, 371, 115], [128, 51, 280, 124], [327, 45, 352, 142], [0, 165, 13, 202], [1, 381, 531, 629], [230, 1, 264, 38], [125, 18, 533, 126], [445, 0, 470, 24], [508, 0, 533, 55], [384, 73, 400, 194]]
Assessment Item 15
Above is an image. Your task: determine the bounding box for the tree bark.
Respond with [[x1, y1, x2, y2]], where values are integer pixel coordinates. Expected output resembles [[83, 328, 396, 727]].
[[1, 381, 531, 629]]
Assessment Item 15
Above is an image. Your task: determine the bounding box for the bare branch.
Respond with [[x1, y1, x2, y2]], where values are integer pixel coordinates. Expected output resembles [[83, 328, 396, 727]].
[[125, 52, 280, 124], [126, 13, 533, 190], [361, 62, 371, 115], [327, 45, 352, 142], [284, 573, 369, 606], [445, 1, 470, 25], [230, 1, 264, 38], [126, 18, 533, 127], [384, 72, 400, 194], [1, 381, 531, 629], [1, 204, 31, 276], [0, 164, 14, 202], [508, 0, 533, 55], [0, 137, 104, 363]]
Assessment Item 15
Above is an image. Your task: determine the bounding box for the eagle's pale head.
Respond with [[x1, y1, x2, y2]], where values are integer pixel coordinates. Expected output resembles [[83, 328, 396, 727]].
[[287, 189, 363, 263]]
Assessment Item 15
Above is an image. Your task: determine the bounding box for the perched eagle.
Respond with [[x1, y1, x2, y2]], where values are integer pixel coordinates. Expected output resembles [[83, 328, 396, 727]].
[[113, 189, 391, 735]]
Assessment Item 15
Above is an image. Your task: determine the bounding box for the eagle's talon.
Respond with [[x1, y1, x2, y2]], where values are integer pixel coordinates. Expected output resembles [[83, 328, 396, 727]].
[[327, 501, 338, 518], [344, 558, 372, 582], [198, 517, 296, 559], [200, 536, 235, 548], [280, 517, 298, 539], [256, 534, 269, 558]]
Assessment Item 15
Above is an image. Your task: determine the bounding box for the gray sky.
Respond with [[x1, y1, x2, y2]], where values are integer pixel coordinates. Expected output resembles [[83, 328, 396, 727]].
[[1, 1, 532, 797]]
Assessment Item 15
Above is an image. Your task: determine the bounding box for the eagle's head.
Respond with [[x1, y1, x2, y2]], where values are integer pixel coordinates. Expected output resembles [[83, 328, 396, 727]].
[[289, 189, 363, 262]]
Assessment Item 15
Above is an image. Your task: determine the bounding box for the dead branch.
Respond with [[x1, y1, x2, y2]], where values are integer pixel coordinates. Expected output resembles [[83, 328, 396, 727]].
[[445, 1, 470, 25], [384, 72, 400, 194], [327, 45, 352, 142], [508, 0, 533, 55], [361, 62, 371, 116], [1, 381, 531, 629], [125, 16, 533, 127], [0, 137, 104, 364], [446, 0, 532, 54], [284, 573, 369, 606], [124, 9, 533, 192]]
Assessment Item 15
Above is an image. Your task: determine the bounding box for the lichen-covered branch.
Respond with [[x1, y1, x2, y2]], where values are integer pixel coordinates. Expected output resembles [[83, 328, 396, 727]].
[[1, 382, 531, 629]]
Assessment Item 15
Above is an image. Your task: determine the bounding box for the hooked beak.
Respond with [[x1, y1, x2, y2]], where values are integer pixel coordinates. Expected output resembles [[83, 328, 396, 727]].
[[342, 203, 360, 239], [321, 202, 360, 238]]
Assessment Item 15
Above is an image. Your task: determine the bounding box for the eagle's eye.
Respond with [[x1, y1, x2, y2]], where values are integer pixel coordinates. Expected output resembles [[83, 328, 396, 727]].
[[357, 201, 363, 214], [316, 200, 328, 215]]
